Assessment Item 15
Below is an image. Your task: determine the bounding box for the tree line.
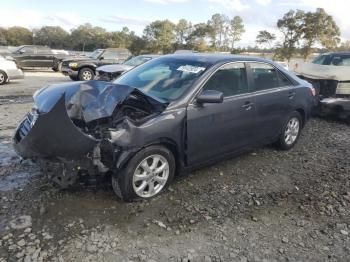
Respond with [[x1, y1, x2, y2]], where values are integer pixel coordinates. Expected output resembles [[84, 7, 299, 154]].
[[0, 8, 342, 61]]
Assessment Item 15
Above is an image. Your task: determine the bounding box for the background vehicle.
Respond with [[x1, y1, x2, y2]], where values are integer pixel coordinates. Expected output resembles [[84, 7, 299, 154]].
[[295, 52, 350, 121], [0, 55, 24, 85], [95, 54, 160, 82], [61, 48, 132, 81], [8, 45, 71, 71], [312, 52, 350, 66], [13, 54, 314, 201]]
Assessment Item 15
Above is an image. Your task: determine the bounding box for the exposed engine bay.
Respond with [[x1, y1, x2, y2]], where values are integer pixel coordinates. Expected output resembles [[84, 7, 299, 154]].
[[294, 62, 350, 122]]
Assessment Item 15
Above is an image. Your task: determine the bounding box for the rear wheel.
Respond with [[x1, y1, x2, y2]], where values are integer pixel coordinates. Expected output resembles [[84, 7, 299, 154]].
[[0, 71, 8, 85], [112, 145, 175, 202], [78, 67, 94, 81], [277, 111, 302, 150]]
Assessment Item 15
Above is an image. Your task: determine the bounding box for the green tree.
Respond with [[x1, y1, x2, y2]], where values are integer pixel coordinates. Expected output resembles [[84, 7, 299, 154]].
[[33, 26, 69, 49], [256, 30, 276, 49], [186, 23, 211, 51], [175, 19, 191, 44], [276, 10, 305, 62], [208, 13, 228, 49], [143, 20, 176, 53], [228, 16, 245, 49], [6, 26, 33, 46], [0, 28, 7, 45], [301, 8, 340, 59], [70, 23, 108, 51]]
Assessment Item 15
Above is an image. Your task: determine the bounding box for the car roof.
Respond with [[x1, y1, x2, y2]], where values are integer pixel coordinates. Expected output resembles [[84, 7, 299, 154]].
[[137, 54, 161, 58], [319, 52, 350, 56], [164, 53, 274, 65]]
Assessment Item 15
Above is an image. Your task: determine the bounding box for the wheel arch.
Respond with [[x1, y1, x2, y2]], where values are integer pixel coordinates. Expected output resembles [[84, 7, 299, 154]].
[[116, 138, 182, 175], [295, 108, 306, 127], [78, 64, 96, 73], [0, 70, 8, 84]]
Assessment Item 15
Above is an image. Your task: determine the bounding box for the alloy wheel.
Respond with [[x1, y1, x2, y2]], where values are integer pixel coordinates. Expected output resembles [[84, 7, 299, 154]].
[[132, 154, 169, 198], [0, 73, 5, 84], [284, 117, 300, 145], [82, 71, 92, 80]]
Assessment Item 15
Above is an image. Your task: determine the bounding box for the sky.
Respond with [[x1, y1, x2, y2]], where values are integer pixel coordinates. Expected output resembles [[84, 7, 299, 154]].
[[1, 0, 350, 47]]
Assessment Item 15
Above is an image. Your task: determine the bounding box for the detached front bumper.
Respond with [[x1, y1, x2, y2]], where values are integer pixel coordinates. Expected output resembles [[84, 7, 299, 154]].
[[13, 94, 98, 160], [61, 66, 78, 78]]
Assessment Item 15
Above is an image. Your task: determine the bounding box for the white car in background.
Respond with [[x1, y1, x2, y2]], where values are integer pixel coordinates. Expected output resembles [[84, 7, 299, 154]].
[[0, 55, 24, 85]]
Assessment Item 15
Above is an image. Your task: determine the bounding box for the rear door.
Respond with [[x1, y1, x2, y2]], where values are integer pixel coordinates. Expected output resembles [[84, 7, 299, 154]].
[[35, 46, 54, 67], [98, 50, 121, 66], [246, 62, 294, 142], [186, 62, 256, 165]]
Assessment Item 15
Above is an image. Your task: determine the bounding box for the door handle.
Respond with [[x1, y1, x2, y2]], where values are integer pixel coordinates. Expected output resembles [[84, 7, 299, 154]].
[[241, 101, 254, 111], [288, 91, 296, 99]]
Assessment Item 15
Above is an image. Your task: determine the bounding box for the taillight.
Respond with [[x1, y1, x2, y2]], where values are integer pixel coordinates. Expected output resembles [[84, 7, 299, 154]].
[[309, 87, 316, 97]]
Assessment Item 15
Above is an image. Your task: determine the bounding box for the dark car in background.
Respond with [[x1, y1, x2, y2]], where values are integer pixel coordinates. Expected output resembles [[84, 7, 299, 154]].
[[8, 45, 70, 71], [61, 48, 131, 81], [95, 54, 160, 82], [13, 54, 314, 202]]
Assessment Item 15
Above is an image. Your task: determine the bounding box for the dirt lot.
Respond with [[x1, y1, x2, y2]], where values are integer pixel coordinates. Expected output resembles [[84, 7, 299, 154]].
[[0, 71, 350, 262]]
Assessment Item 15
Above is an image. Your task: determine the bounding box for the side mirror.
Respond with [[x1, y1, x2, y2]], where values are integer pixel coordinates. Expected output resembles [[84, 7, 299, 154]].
[[17, 50, 25, 54], [99, 56, 104, 60], [196, 90, 224, 104]]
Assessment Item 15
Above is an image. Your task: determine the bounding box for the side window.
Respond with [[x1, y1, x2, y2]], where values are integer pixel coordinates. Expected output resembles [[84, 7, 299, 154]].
[[203, 63, 248, 97], [249, 62, 291, 91], [20, 46, 35, 54], [102, 51, 119, 59], [341, 56, 350, 66], [37, 47, 51, 54]]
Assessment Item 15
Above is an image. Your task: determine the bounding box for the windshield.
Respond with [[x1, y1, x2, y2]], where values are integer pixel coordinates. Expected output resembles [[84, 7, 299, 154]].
[[312, 54, 328, 65], [124, 56, 153, 67], [89, 49, 104, 59], [114, 57, 210, 101]]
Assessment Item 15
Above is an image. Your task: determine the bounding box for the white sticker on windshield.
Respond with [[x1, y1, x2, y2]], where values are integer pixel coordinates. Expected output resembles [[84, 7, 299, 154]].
[[177, 65, 206, 74]]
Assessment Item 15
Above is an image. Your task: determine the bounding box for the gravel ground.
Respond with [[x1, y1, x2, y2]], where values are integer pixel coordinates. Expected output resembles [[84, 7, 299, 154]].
[[0, 72, 350, 262]]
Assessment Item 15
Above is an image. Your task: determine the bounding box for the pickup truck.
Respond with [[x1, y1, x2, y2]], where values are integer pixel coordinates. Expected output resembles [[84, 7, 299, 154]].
[[8, 45, 71, 71], [61, 48, 131, 81]]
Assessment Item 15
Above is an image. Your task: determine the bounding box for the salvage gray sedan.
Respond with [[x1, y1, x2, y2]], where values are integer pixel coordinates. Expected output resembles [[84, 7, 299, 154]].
[[13, 54, 315, 202]]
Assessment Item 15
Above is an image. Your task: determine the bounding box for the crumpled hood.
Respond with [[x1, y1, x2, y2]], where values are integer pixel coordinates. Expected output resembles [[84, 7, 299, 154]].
[[96, 64, 134, 73], [34, 80, 166, 123], [14, 80, 167, 160]]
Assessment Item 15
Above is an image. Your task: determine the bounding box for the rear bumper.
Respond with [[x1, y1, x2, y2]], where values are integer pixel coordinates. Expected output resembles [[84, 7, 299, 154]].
[[7, 69, 24, 80]]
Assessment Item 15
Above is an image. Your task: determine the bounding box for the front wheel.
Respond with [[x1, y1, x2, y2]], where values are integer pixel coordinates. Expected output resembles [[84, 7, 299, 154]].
[[276, 111, 302, 150], [112, 145, 175, 202], [0, 70, 8, 85], [78, 68, 94, 81]]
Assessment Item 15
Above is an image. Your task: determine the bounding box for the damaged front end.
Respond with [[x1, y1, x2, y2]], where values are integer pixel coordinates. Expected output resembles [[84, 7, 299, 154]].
[[294, 62, 350, 122], [13, 80, 167, 187]]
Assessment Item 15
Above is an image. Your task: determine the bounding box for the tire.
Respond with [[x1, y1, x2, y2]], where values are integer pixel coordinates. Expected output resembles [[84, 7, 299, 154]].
[[69, 75, 78, 81], [0, 70, 8, 85], [112, 145, 176, 202], [276, 111, 302, 150], [78, 67, 94, 81]]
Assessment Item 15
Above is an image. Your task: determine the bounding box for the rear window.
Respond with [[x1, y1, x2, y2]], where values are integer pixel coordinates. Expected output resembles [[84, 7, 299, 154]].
[[249, 62, 291, 91]]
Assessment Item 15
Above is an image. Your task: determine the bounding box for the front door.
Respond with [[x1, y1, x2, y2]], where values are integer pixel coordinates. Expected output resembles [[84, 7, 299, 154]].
[[186, 62, 256, 165]]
